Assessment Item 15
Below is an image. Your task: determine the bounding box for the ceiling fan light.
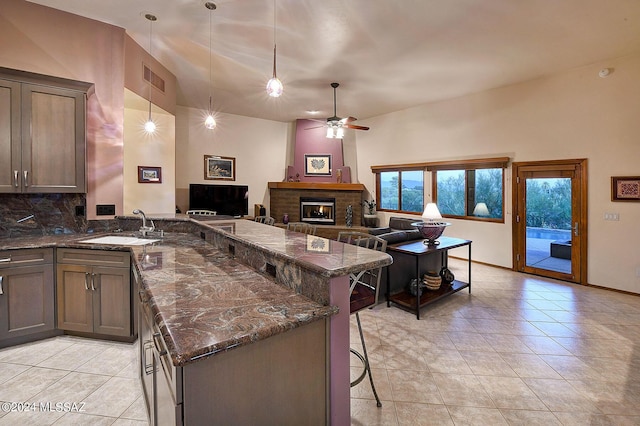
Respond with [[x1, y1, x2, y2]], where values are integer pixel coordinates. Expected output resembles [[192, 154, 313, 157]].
[[326, 127, 334, 138], [266, 76, 283, 97], [336, 127, 344, 139], [204, 114, 216, 129]]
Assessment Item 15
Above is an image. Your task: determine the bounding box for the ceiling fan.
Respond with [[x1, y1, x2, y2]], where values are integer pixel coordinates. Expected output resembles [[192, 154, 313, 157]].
[[307, 82, 370, 138]]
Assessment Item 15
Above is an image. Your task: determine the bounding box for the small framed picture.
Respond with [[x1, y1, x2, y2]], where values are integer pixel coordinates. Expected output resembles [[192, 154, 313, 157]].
[[612, 176, 640, 201], [205, 155, 235, 181], [138, 166, 162, 183], [304, 154, 331, 176]]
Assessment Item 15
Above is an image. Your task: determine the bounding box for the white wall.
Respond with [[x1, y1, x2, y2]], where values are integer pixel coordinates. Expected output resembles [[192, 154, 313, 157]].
[[175, 106, 291, 215], [356, 52, 640, 294], [123, 89, 176, 215]]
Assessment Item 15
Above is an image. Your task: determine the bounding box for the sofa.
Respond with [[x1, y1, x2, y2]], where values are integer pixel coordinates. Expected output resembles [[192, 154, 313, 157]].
[[369, 216, 424, 245]]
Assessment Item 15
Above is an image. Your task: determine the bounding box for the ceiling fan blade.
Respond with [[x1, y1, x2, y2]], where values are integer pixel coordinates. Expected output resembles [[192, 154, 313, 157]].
[[344, 124, 369, 131], [307, 118, 327, 124], [305, 125, 326, 130], [343, 116, 358, 123]]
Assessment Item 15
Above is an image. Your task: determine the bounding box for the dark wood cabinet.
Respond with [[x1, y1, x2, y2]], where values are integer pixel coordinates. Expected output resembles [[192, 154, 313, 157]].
[[56, 248, 132, 338], [0, 248, 56, 346], [0, 68, 89, 193]]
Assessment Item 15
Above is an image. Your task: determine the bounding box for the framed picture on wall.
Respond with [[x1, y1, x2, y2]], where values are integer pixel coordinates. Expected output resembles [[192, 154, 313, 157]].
[[204, 155, 235, 181], [611, 176, 640, 201], [138, 166, 162, 183], [304, 154, 331, 176]]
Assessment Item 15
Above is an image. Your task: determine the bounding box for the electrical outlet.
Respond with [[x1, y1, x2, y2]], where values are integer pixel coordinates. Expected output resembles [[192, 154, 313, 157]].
[[604, 212, 619, 221], [75, 205, 85, 217], [96, 204, 115, 216]]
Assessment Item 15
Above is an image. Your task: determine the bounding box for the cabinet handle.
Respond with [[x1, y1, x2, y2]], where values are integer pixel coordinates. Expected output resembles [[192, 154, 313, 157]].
[[152, 332, 168, 356], [23, 171, 28, 187], [143, 341, 155, 375], [0, 257, 11, 263], [91, 273, 97, 291], [84, 272, 90, 290], [13, 170, 19, 187], [0, 276, 3, 295]]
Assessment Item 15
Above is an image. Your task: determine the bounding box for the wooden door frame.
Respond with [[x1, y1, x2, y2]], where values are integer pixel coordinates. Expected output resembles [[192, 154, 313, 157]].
[[512, 159, 588, 284]]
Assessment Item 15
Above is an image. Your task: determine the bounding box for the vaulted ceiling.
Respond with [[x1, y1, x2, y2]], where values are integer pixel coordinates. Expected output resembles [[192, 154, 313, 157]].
[[27, 0, 640, 123]]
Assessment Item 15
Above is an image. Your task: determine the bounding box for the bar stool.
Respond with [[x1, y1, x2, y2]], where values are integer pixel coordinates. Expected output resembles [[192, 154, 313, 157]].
[[286, 222, 317, 235], [254, 216, 275, 225], [337, 231, 387, 407]]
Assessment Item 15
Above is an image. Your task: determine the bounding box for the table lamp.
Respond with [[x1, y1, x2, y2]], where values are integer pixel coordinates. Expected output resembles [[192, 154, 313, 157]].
[[412, 203, 451, 245]]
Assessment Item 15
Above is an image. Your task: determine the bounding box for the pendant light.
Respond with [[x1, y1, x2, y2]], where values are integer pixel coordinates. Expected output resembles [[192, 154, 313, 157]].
[[144, 13, 157, 134], [266, 0, 283, 97], [204, 2, 217, 129]]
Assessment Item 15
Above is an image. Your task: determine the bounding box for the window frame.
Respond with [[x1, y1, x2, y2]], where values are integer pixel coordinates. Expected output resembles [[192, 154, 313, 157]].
[[430, 160, 507, 223], [371, 157, 509, 221], [374, 167, 425, 215]]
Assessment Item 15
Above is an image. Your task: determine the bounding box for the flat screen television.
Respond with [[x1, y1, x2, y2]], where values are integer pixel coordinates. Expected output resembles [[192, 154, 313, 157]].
[[189, 184, 248, 217]]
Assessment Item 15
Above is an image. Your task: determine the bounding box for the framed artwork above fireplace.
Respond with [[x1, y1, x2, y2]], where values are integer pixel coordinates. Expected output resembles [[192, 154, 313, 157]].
[[304, 154, 331, 176]]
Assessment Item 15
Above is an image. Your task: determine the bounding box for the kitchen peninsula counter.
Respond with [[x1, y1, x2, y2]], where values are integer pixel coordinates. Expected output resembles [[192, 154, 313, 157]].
[[1, 217, 392, 425]]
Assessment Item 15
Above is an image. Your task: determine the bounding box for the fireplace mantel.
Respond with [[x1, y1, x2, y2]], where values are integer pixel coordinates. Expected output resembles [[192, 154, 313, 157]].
[[268, 182, 365, 191]]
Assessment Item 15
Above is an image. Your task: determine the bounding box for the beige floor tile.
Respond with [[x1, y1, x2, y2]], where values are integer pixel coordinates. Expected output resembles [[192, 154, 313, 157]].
[[32, 371, 110, 405], [424, 349, 474, 375], [499, 352, 563, 379], [0, 408, 65, 425], [394, 401, 453, 425], [499, 409, 562, 425], [0, 367, 68, 402], [446, 405, 508, 425], [36, 342, 107, 371], [350, 367, 392, 402], [0, 338, 74, 366], [431, 373, 494, 408], [387, 369, 443, 404], [481, 333, 534, 354], [76, 345, 137, 376], [53, 412, 116, 425], [0, 362, 30, 384], [82, 377, 142, 418], [459, 351, 518, 377], [350, 398, 398, 425], [119, 396, 148, 422], [523, 378, 601, 413], [517, 335, 572, 355], [476, 375, 547, 410]]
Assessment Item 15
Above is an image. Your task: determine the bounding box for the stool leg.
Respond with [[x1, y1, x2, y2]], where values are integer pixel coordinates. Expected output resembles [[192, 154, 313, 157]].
[[356, 312, 382, 407]]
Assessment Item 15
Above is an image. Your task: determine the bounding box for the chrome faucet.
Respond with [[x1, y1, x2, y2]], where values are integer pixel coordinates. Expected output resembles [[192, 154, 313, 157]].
[[133, 209, 155, 236]]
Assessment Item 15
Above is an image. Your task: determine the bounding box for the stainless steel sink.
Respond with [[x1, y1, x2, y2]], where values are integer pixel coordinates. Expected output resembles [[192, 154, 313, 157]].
[[79, 236, 159, 246]]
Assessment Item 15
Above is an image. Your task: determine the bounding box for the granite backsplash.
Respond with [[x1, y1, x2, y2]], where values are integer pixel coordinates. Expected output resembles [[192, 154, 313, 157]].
[[0, 193, 88, 237]]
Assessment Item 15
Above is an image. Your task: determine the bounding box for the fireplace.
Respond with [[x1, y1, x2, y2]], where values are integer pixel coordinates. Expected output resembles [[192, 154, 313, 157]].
[[300, 197, 335, 225]]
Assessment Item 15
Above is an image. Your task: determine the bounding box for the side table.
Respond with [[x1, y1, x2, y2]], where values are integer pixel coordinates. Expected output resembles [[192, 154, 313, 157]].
[[386, 236, 471, 319]]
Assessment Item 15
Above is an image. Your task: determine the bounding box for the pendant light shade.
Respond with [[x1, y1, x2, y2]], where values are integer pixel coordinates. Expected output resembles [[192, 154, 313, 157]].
[[204, 2, 217, 130], [144, 13, 157, 134], [266, 0, 283, 97]]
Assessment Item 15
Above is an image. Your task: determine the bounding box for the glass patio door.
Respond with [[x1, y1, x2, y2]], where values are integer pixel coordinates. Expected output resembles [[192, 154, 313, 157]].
[[513, 160, 587, 284]]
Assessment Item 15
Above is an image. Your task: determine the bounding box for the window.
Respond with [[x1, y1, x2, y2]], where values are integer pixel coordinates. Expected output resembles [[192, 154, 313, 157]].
[[378, 170, 424, 214], [431, 161, 506, 221], [372, 157, 508, 220]]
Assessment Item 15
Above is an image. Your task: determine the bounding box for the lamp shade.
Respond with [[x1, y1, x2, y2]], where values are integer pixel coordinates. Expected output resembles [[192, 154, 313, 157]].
[[422, 203, 442, 221], [473, 202, 490, 216]]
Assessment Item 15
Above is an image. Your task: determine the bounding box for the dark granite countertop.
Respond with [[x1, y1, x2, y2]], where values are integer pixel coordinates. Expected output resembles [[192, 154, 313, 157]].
[[0, 220, 392, 367]]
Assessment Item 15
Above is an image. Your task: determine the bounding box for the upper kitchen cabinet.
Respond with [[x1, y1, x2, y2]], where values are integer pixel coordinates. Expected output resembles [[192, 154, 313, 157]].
[[0, 68, 91, 193]]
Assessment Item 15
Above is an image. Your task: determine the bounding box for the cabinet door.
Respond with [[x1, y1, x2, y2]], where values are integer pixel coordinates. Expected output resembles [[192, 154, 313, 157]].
[[92, 266, 131, 336], [56, 264, 93, 332], [0, 79, 21, 193], [0, 265, 55, 340], [21, 83, 86, 193]]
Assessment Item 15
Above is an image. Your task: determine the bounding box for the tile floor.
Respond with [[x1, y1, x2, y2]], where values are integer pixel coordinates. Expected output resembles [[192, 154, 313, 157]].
[[1, 259, 639, 425], [350, 259, 640, 425]]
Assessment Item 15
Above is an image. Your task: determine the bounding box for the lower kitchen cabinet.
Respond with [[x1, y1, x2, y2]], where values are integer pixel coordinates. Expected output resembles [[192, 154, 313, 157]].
[[56, 248, 132, 338], [0, 248, 56, 346]]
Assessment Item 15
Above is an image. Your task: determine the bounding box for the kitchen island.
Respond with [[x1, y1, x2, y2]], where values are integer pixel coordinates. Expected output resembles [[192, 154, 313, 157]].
[[0, 216, 392, 425]]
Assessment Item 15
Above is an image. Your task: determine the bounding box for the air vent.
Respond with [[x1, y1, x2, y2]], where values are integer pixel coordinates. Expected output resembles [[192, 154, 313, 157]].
[[143, 64, 165, 93]]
